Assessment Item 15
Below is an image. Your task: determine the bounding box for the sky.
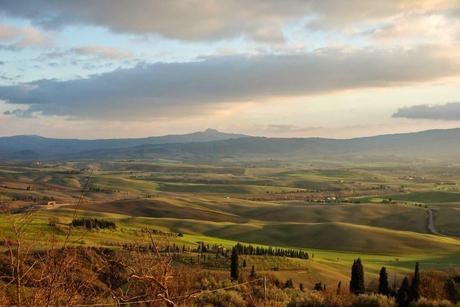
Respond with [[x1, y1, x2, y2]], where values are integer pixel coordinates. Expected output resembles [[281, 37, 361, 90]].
[[0, 0, 460, 139]]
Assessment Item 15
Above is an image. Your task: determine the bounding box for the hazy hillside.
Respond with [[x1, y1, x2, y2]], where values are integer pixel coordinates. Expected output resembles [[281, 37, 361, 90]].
[[73, 128, 460, 161], [2, 128, 460, 161], [0, 128, 247, 160]]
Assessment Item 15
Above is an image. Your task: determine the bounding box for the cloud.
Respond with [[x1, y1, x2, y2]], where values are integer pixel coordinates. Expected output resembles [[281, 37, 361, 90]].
[[0, 0, 302, 42], [3, 108, 34, 118], [356, 11, 460, 47], [44, 45, 132, 61], [1, 0, 458, 42], [306, 0, 460, 30], [264, 124, 326, 134], [72, 45, 132, 60], [393, 102, 460, 120], [0, 46, 459, 120], [0, 24, 51, 49]]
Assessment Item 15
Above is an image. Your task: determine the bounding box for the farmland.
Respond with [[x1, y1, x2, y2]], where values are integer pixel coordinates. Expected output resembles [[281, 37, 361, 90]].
[[1, 158, 460, 293]]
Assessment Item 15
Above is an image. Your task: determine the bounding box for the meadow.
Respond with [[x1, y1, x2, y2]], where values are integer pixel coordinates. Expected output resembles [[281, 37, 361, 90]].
[[1, 159, 460, 294]]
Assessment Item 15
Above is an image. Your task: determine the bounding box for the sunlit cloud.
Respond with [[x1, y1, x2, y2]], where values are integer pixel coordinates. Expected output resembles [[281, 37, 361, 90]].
[[1, 45, 458, 121], [0, 24, 52, 49]]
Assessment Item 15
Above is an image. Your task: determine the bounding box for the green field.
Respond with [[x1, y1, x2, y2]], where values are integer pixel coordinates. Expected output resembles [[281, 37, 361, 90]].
[[1, 160, 460, 289]]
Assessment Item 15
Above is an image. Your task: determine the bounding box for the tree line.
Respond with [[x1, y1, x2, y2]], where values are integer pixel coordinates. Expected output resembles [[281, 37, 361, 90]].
[[232, 243, 309, 260], [350, 258, 423, 306], [71, 218, 116, 230]]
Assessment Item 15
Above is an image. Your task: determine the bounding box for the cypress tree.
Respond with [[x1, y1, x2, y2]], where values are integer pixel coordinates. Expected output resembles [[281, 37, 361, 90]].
[[336, 281, 342, 295], [314, 282, 325, 291], [299, 283, 304, 292], [284, 279, 294, 289], [250, 265, 256, 278], [396, 277, 410, 307], [349, 258, 365, 294], [230, 247, 239, 281], [444, 278, 460, 303], [378, 267, 390, 295], [409, 262, 420, 302]]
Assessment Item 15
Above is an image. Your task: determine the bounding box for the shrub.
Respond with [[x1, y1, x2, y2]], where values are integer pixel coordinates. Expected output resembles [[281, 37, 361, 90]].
[[287, 290, 327, 307], [258, 286, 290, 305], [351, 294, 395, 307], [197, 289, 245, 307], [420, 272, 449, 300], [409, 297, 454, 307], [48, 216, 60, 227]]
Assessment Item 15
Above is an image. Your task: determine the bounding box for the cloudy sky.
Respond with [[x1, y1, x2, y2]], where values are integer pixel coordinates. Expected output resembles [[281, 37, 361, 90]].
[[1, 0, 460, 139]]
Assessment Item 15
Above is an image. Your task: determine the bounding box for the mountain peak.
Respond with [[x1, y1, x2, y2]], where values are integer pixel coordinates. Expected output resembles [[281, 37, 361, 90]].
[[204, 128, 219, 133]]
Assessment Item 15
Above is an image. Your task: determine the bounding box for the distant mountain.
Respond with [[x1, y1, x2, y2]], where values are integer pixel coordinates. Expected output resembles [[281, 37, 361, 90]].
[[71, 128, 460, 162], [2, 127, 460, 162], [0, 129, 247, 160]]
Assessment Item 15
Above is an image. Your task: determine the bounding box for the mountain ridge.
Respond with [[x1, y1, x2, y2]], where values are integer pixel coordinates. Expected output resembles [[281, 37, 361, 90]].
[[1, 127, 460, 161]]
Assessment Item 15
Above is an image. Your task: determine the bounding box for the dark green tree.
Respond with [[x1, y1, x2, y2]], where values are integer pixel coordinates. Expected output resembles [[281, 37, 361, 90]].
[[242, 259, 247, 268], [336, 281, 342, 295], [378, 267, 390, 295], [409, 262, 420, 302], [284, 279, 294, 289], [230, 247, 239, 281], [349, 258, 365, 294], [396, 277, 410, 307], [314, 282, 325, 291], [250, 265, 256, 278], [445, 278, 460, 303], [299, 283, 304, 292]]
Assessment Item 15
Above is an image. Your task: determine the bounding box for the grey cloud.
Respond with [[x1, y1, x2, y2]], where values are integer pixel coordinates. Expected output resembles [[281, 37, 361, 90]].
[[393, 102, 460, 121], [3, 109, 34, 118], [0, 0, 305, 42], [2, 0, 457, 42], [0, 46, 459, 120], [0, 75, 13, 80]]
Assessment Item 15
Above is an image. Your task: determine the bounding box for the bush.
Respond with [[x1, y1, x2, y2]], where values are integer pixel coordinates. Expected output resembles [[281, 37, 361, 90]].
[[197, 289, 245, 307], [351, 294, 395, 307], [255, 286, 289, 305], [287, 290, 327, 307], [0, 289, 10, 306], [409, 297, 454, 307], [48, 216, 60, 227]]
